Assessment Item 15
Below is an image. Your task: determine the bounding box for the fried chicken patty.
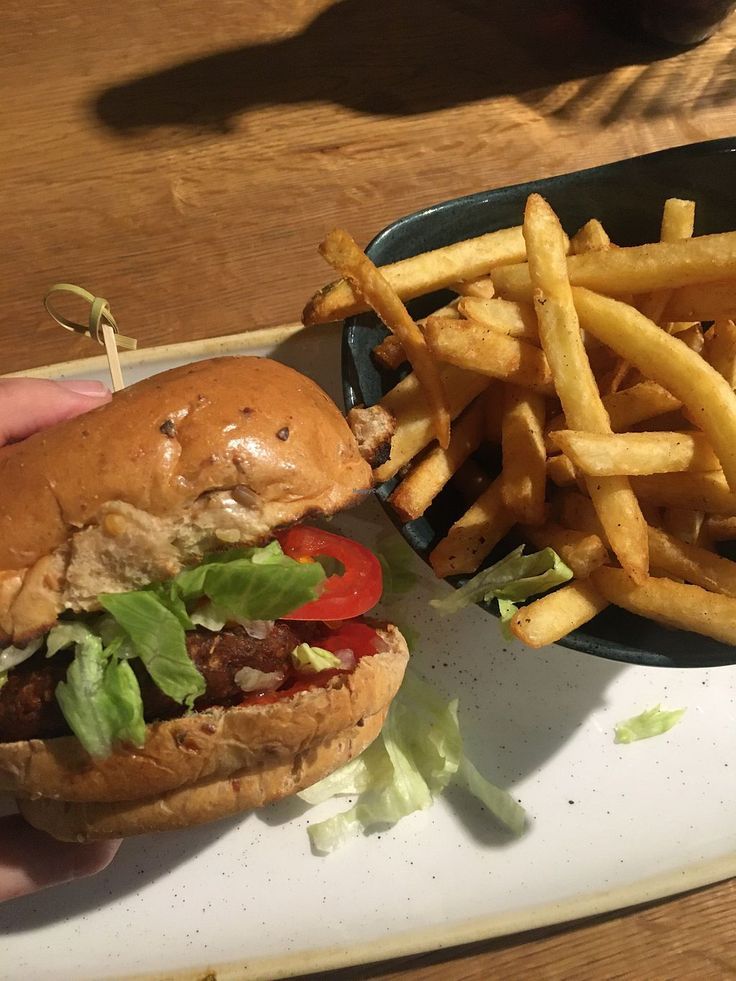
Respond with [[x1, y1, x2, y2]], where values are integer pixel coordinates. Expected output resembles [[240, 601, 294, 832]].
[[0, 622, 320, 743]]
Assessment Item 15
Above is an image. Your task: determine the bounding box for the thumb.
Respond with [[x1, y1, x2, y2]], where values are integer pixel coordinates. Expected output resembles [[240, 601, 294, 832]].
[[0, 814, 121, 902], [0, 378, 111, 445]]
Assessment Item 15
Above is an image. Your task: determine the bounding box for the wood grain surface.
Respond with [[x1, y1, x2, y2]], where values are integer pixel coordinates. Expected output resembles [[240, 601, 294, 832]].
[[3, 1, 736, 977]]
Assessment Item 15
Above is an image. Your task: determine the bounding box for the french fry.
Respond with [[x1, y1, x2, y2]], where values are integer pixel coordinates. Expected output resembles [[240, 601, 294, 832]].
[[661, 507, 705, 546], [662, 278, 736, 322], [424, 316, 555, 393], [520, 522, 608, 579], [545, 380, 681, 450], [304, 225, 528, 324], [501, 385, 546, 524], [647, 525, 736, 598], [523, 193, 648, 582], [546, 453, 580, 488], [704, 319, 736, 389], [372, 301, 460, 370], [550, 430, 721, 476], [569, 219, 611, 255], [493, 230, 736, 302], [388, 398, 486, 522], [573, 288, 736, 492], [375, 366, 490, 483], [631, 473, 736, 514], [372, 333, 408, 371], [591, 566, 736, 647], [678, 323, 705, 354], [320, 229, 450, 448], [703, 515, 736, 541], [509, 580, 609, 648], [429, 476, 514, 578], [456, 297, 539, 343], [454, 276, 495, 298]]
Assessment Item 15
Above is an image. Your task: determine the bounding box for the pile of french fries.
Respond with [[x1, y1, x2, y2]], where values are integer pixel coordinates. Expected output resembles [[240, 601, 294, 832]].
[[304, 196, 736, 651]]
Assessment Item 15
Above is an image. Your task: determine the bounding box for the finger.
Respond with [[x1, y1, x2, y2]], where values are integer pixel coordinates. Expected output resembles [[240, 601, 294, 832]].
[[0, 378, 111, 445], [0, 814, 121, 902]]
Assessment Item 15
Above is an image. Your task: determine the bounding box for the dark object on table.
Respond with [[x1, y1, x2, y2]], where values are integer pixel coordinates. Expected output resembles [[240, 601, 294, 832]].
[[342, 138, 736, 668], [607, 0, 735, 45]]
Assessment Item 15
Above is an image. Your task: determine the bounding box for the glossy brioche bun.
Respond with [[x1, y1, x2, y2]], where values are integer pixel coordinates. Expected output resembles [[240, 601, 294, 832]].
[[19, 710, 387, 842], [1, 625, 408, 805], [0, 356, 372, 571]]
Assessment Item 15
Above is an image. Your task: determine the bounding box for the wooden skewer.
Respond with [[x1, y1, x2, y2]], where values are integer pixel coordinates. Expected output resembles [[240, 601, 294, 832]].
[[43, 283, 137, 391]]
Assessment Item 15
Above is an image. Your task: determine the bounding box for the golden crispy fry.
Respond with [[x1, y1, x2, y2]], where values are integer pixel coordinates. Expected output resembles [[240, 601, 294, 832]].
[[388, 398, 486, 522], [456, 297, 539, 343], [703, 515, 736, 541], [375, 366, 490, 483], [569, 219, 611, 255], [573, 287, 736, 491], [523, 193, 648, 583], [662, 279, 736, 322], [647, 525, 736, 598], [704, 320, 736, 389], [661, 507, 704, 546], [520, 522, 608, 579], [509, 580, 608, 648], [546, 453, 580, 488], [429, 476, 514, 578], [453, 276, 495, 298], [424, 316, 554, 393], [372, 333, 407, 371], [493, 230, 736, 302], [637, 198, 697, 325], [501, 385, 546, 524], [678, 324, 705, 354], [591, 566, 736, 647], [320, 229, 450, 448], [545, 380, 681, 451], [631, 473, 736, 514], [372, 301, 460, 370], [304, 226, 527, 324], [550, 430, 720, 476]]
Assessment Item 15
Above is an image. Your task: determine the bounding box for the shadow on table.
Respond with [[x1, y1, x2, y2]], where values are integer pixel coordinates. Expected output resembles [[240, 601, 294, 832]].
[[92, 0, 735, 137]]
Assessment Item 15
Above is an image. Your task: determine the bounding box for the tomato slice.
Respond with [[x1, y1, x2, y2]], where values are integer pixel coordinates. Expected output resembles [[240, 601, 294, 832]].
[[277, 526, 382, 621], [318, 622, 380, 658]]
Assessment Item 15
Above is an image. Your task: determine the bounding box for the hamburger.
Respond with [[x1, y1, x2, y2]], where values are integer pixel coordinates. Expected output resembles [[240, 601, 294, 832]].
[[0, 357, 408, 841]]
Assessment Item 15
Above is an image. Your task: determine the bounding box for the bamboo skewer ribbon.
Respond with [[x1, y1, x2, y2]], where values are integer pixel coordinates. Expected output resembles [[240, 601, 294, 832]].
[[43, 283, 137, 391]]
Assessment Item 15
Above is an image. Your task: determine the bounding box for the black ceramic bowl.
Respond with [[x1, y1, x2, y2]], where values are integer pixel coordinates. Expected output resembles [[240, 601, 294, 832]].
[[343, 138, 736, 668]]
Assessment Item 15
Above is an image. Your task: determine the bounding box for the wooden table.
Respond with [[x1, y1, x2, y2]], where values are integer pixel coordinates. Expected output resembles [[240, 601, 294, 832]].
[[4, 1, 736, 976]]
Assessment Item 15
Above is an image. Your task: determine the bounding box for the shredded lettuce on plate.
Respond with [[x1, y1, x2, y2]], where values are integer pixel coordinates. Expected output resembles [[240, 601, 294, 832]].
[[614, 704, 686, 744], [299, 671, 527, 854], [431, 545, 572, 617]]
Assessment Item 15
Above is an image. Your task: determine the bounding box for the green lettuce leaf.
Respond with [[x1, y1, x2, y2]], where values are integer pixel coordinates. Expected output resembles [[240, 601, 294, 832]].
[[614, 704, 686, 744], [291, 643, 341, 673], [99, 591, 205, 708], [174, 542, 325, 620], [376, 532, 418, 601], [430, 545, 572, 615], [300, 671, 527, 853], [53, 623, 145, 758]]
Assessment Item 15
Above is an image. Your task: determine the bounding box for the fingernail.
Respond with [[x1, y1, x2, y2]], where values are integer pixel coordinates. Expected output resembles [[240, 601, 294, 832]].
[[57, 379, 110, 398]]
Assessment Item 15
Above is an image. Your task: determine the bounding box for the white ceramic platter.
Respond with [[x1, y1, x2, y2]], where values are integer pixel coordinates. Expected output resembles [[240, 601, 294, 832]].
[[2, 326, 736, 980]]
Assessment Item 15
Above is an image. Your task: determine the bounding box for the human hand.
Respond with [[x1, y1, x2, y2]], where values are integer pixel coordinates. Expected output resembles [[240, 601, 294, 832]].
[[0, 377, 111, 444], [0, 377, 120, 901]]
